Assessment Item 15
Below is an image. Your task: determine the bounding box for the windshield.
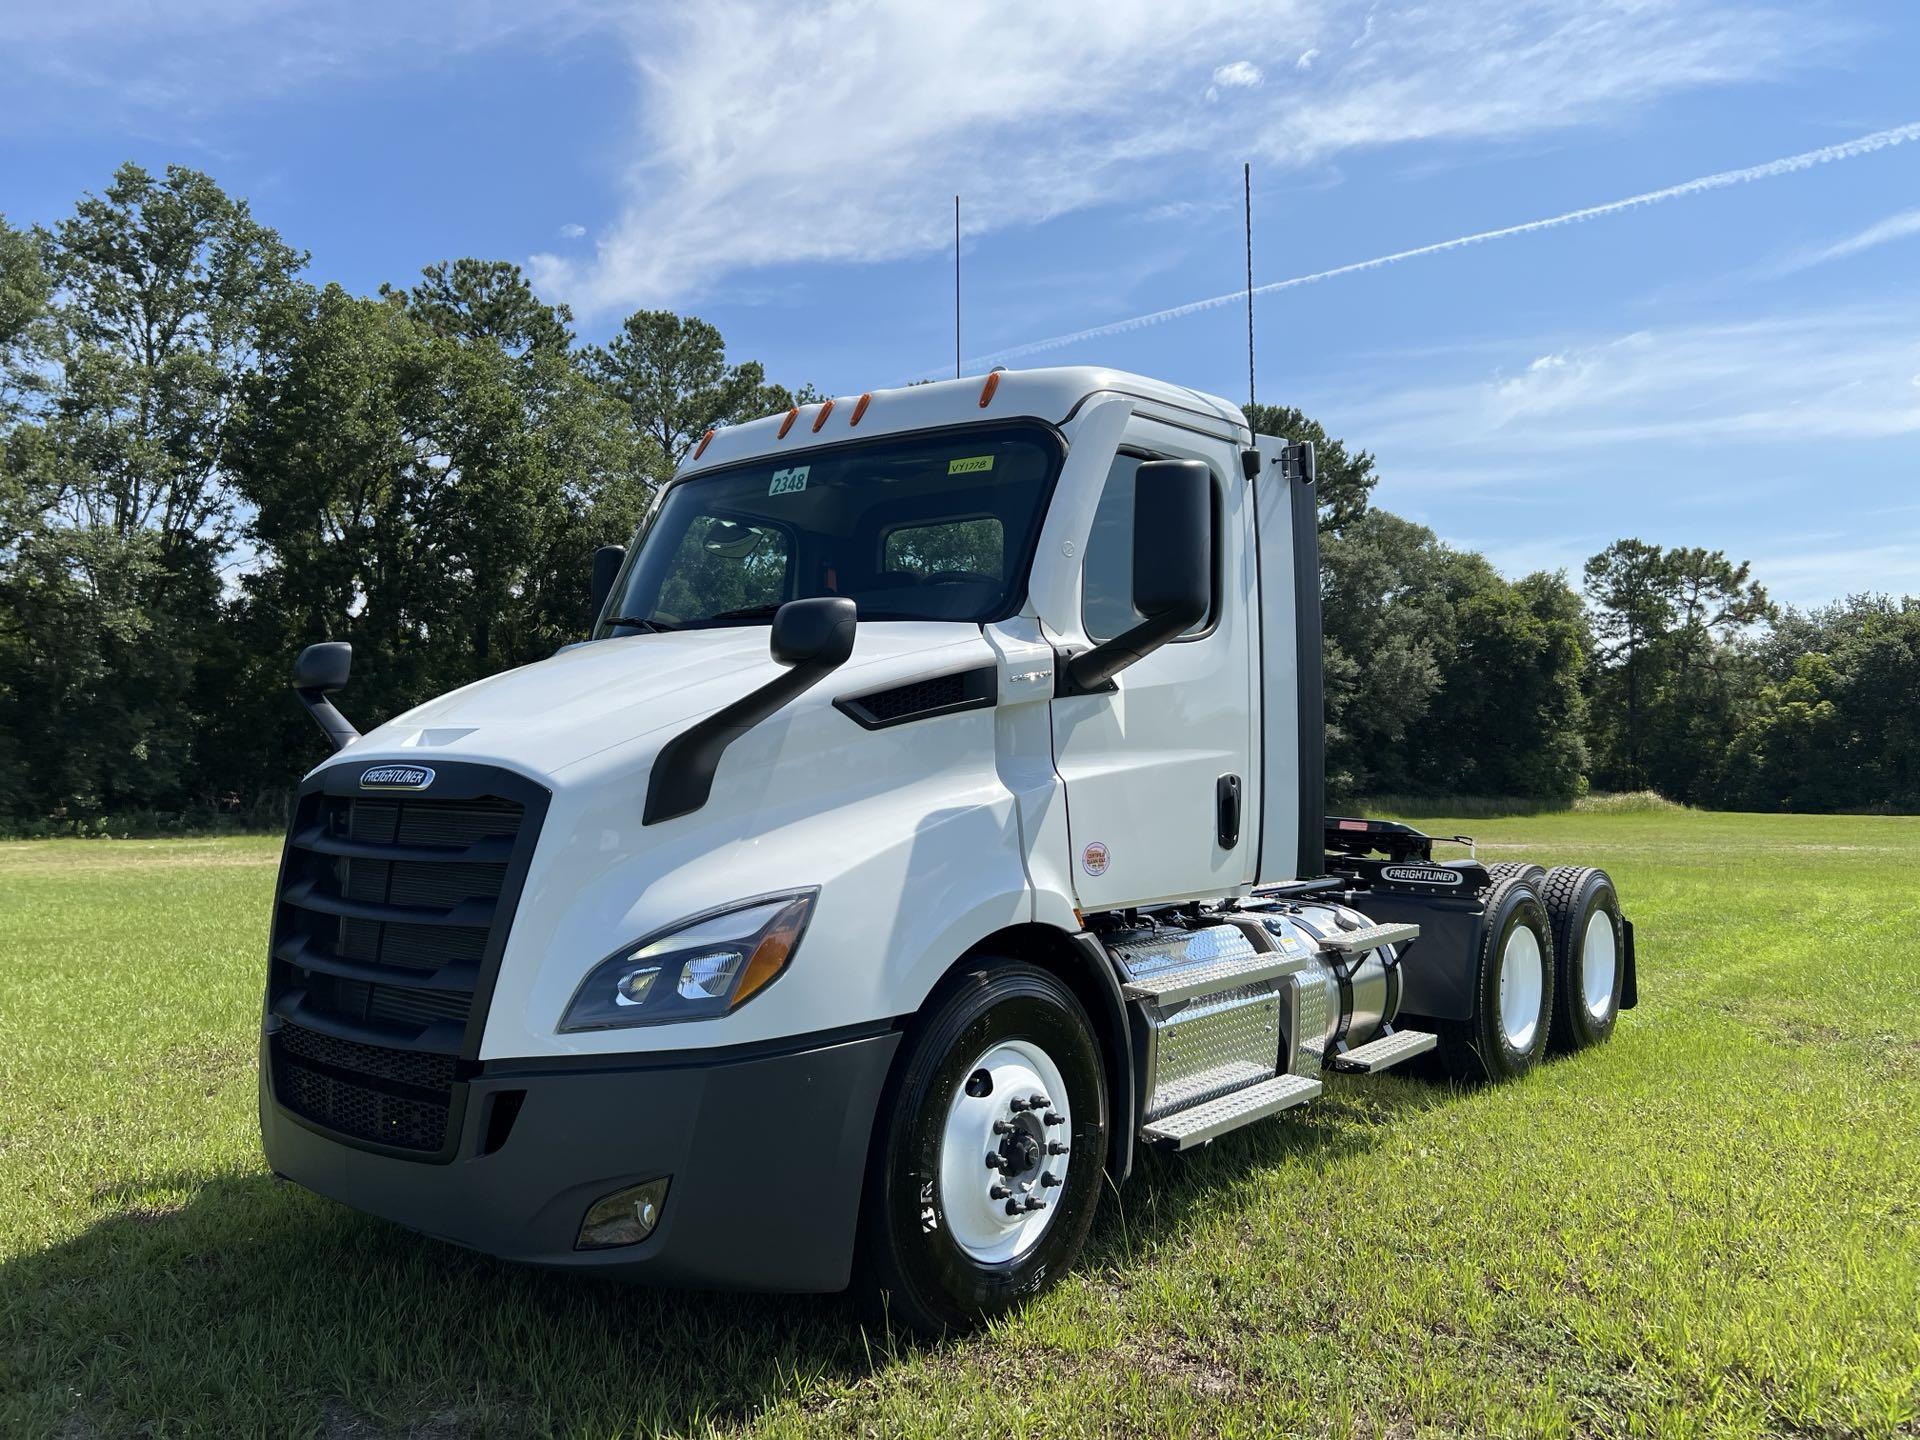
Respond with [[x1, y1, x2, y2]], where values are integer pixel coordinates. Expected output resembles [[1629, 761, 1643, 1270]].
[[598, 422, 1063, 633]]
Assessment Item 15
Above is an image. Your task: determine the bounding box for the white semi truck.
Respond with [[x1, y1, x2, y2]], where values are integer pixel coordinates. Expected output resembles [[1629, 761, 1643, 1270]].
[[261, 367, 1635, 1334]]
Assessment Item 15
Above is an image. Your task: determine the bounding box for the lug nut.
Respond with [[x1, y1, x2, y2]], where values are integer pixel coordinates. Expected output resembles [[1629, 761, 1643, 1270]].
[[1023, 1197, 1047, 1212], [1041, 1173, 1062, 1188], [1008, 1097, 1031, 1113], [985, 1153, 1006, 1170], [1030, 1094, 1051, 1109], [989, 1184, 1011, 1200], [991, 1119, 1014, 1135], [1047, 1141, 1069, 1156], [1043, 1111, 1065, 1127], [1005, 1198, 1023, 1216]]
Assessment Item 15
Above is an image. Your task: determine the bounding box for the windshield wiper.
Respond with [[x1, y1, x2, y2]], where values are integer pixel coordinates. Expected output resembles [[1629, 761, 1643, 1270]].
[[604, 615, 677, 633]]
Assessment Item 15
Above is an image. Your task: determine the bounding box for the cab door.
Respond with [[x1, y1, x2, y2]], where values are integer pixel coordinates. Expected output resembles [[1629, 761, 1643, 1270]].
[[1048, 429, 1259, 909]]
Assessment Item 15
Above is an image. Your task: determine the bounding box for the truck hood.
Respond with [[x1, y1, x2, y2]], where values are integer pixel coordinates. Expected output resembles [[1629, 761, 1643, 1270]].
[[325, 622, 988, 781]]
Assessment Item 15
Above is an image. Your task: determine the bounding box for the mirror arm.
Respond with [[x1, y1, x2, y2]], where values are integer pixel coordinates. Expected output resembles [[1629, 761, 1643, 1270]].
[[1057, 603, 1204, 697], [295, 688, 360, 752], [643, 600, 857, 825]]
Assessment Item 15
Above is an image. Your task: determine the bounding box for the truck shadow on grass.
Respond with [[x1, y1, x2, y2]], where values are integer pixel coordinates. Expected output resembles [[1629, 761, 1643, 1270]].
[[8, 1077, 1465, 1437]]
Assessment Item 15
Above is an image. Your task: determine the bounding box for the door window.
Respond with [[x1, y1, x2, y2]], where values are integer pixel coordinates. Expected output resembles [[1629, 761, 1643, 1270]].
[[1081, 452, 1215, 641]]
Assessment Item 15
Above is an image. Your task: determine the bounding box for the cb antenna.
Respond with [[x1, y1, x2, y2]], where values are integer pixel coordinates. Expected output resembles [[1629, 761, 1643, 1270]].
[[954, 195, 962, 379], [1244, 162, 1256, 416]]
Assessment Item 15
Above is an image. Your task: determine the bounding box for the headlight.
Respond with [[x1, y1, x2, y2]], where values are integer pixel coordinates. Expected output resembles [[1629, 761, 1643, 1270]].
[[558, 891, 816, 1032]]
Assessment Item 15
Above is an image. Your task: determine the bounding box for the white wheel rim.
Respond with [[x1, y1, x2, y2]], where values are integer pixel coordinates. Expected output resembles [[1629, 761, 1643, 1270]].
[[1497, 925, 1544, 1052], [938, 1039, 1071, 1264], [1582, 909, 1618, 1020]]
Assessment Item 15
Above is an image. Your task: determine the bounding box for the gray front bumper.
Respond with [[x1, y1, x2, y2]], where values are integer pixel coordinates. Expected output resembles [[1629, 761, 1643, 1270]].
[[261, 1028, 901, 1293]]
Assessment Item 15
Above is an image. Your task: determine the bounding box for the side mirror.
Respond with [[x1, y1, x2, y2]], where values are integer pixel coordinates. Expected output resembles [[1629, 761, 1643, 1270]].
[[591, 544, 626, 627], [1064, 459, 1212, 694], [771, 596, 858, 668], [644, 598, 859, 825], [291, 642, 360, 751], [293, 641, 351, 693]]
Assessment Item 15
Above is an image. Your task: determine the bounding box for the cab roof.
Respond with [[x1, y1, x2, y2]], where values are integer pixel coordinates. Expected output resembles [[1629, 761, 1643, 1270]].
[[677, 366, 1252, 478]]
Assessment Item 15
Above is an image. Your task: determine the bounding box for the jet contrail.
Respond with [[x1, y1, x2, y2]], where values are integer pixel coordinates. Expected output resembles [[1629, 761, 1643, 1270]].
[[963, 120, 1920, 370]]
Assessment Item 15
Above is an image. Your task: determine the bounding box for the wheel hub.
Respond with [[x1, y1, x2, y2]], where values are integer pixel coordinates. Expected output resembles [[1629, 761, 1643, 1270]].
[[1497, 924, 1544, 1052], [937, 1041, 1071, 1263]]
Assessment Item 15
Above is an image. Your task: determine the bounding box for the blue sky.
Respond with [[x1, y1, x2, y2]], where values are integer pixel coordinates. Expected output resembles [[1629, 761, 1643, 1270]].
[[4, 1, 1917, 607]]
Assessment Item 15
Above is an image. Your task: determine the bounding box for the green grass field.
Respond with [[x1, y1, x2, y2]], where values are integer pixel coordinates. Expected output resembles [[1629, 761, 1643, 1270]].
[[3, 812, 1917, 1438]]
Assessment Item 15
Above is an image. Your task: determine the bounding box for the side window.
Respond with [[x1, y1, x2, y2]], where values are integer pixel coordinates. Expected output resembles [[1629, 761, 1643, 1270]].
[[882, 517, 1005, 580], [1081, 452, 1214, 641], [656, 516, 791, 621]]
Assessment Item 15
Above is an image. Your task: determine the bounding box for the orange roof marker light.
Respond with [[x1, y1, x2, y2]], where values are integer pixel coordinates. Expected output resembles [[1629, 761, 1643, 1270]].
[[811, 398, 836, 433], [849, 392, 872, 427], [978, 370, 1001, 408], [777, 407, 800, 439], [693, 428, 716, 460]]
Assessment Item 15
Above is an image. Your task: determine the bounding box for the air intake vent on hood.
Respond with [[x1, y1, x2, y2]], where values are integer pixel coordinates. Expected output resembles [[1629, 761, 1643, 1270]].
[[835, 665, 997, 730]]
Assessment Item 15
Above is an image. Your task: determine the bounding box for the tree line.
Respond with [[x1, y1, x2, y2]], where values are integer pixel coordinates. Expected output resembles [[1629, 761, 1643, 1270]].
[[0, 164, 1912, 833]]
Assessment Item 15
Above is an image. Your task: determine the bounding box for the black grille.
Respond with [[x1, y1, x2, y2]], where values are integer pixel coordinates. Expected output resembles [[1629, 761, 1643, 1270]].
[[275, 1028, 451, 1153], [267, 770, 545, 1159], [835, 665, 997, 729], [864, 674, 965, 721], [278, 1018, 456, 1092]]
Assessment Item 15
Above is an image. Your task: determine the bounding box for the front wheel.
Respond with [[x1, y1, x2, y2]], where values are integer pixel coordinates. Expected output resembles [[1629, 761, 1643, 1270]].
[[855, 960, 1108, 1336]]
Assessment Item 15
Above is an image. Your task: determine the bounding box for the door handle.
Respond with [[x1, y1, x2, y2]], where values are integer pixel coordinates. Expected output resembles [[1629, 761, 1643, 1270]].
[[1217, 773, 1242, 849]]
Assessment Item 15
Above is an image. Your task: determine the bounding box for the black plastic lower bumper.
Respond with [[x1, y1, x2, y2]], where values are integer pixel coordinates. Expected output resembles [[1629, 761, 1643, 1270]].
[[260, 1027, 901, 1292]]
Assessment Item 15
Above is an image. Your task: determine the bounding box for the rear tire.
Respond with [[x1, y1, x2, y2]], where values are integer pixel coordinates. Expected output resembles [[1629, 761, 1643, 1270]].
[[1542, 866, 1625, 1052], [855, 960, 1107, 1337], [1483, 861, 1546, 890], [1437, 876, 1555, 1083]]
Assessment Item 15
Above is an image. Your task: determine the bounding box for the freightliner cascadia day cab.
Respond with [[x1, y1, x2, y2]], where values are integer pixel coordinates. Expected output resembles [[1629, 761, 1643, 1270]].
[[260, 366, 1636, 1334]]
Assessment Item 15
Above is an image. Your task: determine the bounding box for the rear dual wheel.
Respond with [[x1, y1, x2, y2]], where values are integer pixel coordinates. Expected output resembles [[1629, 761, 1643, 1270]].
[[856, 961, 1107, 1337], [1543, 866, 1625, 1053], [1437, 875, 1556, 1083]]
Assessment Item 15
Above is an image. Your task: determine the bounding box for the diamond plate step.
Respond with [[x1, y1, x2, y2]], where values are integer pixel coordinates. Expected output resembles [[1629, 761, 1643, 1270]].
[[1140, 1073, 1323, 1150], [1329, 1029, 1437, 1074], [1317, 921, 1421, 954], [1121, 952, 1299, 1006]]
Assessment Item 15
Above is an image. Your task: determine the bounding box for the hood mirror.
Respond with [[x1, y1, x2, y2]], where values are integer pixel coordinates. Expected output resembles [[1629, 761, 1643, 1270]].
[[291, 641, 360, 752], [771, 596, 858, 668], [643, 598, 859, 826]]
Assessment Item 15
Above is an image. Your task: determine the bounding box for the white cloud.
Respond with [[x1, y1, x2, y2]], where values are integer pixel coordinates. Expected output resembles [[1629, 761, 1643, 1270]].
[[528, 0, 1816, 313], [3, 0, 1828, 313], [1296, 48, 1321, 70], [1349, 309, 1920, 461], [1327, 310, 1920, 607], [558, 222, 588, 239], [965, 119, 1920, 368], [1785, 206, 1920, 272]]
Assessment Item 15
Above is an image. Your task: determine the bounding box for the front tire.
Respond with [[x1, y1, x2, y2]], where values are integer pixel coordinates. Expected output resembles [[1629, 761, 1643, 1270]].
[[856, 960, 1107, 1336], [1437, 876, 1556, 1083], [1543, 866, 1625, 1052]]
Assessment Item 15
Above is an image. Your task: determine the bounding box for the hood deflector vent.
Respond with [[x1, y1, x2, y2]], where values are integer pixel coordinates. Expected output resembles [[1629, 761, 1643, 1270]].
[[835, 665, 997, 730]]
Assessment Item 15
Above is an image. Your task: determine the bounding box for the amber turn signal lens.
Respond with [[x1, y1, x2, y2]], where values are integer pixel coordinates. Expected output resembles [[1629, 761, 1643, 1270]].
[[733, 895, 812, 1008]]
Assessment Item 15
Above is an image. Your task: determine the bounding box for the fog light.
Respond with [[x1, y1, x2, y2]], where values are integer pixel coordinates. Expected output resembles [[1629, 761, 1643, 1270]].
[[576, 1177, 670, 1250]]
